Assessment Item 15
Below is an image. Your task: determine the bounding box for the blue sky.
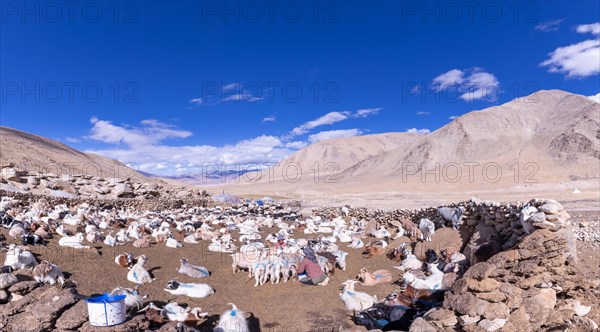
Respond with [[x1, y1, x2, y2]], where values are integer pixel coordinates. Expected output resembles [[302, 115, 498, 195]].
[[1, 1, 599, 176]]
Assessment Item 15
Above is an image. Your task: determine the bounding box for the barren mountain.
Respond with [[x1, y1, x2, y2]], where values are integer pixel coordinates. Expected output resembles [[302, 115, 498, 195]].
[[0, 126, 153, 183], [275, 132, 419, 177], [224, 90, 600, 197]]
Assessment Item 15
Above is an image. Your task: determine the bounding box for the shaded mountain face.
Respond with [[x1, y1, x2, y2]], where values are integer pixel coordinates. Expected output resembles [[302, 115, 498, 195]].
[[0, 126, 153, 182]]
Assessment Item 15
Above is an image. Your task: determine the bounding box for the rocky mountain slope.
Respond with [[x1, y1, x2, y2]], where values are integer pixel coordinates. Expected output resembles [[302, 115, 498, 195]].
[[0, 126, 152, 183], [226, 90, 600, 195]]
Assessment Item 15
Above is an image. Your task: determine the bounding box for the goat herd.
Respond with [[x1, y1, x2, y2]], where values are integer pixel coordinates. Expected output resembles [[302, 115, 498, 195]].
[[0, 196, 470, 331]]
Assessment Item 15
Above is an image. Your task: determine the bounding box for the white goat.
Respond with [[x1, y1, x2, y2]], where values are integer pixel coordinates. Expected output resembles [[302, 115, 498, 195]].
[[419, 218, 435, 242], [214, 303, 249, 332], [163, 279, 214, 298], [339, 280, 377, 311], [402, 263, 443, 290], [4, 246, 37, 269], [110, 287, 147, 310], [33, 260, 65, 285], [127, 255, 154, 284], [166, 237, 182, 248], [348, 237, 365, 248], [178, 258, 210, 278], [59, 233, 90, 248]]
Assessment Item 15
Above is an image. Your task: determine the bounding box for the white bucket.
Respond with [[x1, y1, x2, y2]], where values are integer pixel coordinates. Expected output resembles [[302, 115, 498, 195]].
[[85, 294, 127, 327]]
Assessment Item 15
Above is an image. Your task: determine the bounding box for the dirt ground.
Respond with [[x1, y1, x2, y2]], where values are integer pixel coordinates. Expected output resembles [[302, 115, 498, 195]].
[[1, 212, 598, 331]]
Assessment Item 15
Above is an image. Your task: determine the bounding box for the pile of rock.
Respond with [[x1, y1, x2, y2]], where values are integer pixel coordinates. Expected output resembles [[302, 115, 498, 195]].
[[417, 228, 598, 331], [0, 164, 205, 201], [0, 269, 86, 332]]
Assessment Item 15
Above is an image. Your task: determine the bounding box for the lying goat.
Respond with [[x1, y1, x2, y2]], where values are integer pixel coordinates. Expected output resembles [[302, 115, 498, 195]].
[[339, 280, 377, 311], [163, 279, 214, 298], [357, 267, 393, 286], [178, 258, 210, 278]]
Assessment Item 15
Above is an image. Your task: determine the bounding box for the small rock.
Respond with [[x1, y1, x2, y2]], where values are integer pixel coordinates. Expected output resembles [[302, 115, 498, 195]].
[[0, 289, 9, 303], [539, 202, 563, 214], [8, 281, 39, 295], [478, 318, 506, 331], [458, 315, 480, 325], [0, 273, 18, 290], [572, 316, 599, 330], [409, 317, 437, 332]]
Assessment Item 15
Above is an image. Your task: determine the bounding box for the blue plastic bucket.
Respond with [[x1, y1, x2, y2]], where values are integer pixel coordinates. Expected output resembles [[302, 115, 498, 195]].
[[85, 293, 127, 327]]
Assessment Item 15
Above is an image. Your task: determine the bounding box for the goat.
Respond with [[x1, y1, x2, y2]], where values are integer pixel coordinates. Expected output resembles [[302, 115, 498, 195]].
[[22, 233, 44, 245], [370, 226, 391, 239], [334, 250, 349, 270], [214, 303, 249, 332], [32, 260, 65, 285], [362, 240, 387, 258], [86, 230, 103, 243], [399, 217, 422, 242], [133, 235, 151, 248], [357, 267, 393, 286], [4, 245, 37, 269], [110, 286, 147, 311], [348, 235, 365, 248], [418, 218, 435, 242], [437, 206, 465, 230], [472, 234, 503, 264], [34, 226, 52, 239], [115, 253, 136, 269], [141, 302, 207, 322], [127, 255, 154, 284], [339, 280, 377, 311], [0, 266, 14, 274], [178, 258, 210, 278], [9, 225, 26, 239], [402, 263, 443, 291], [163, 279, 214, 298], [166, 237, 182, 248], [519, 204, 537, 234], [392, 244, 423, 271], [59, 233, 90, 249], [425, 249, 445, 271], [441, 246, 468, 275]]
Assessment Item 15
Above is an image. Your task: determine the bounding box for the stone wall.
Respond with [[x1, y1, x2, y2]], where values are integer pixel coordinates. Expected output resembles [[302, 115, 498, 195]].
[[314, 198, 597, 331]]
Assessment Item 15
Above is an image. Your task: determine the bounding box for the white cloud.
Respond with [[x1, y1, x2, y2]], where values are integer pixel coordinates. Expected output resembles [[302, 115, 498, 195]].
[[189, 82, 262, 106], [262, 115, 276, 122], [64, 137, 81, 143], [85, 118, 298, 176], [431, 68, 500, 101], [416, 111, 430, 116], [449, 115, 458, 120], [308, 129, 363, 143], [288, 108, 380, 138], [588, 93, 600, 103], [576, 22, 600, 35], [432, 69, 465, 91], [540, 39, 600, 78], [354, 108, 381, 118], [221, 93, 263, 103], [535, 19, 564, 32], [290, 111, 350, 136], [406, 128, 431, 134], [87, 118, 192, 147]]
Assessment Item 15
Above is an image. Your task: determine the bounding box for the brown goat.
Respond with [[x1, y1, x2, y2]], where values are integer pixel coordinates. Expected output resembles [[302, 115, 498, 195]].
[[362, 241, 387, 258]]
